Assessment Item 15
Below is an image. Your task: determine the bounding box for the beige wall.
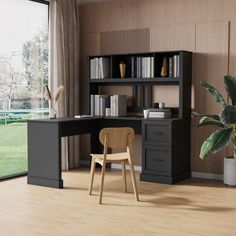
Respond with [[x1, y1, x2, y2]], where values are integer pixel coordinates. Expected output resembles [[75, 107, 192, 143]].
[[79, 0, 236, 174]]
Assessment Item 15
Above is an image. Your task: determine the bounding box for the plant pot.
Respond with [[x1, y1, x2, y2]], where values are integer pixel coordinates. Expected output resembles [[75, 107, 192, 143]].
[[224, 157, 236, 186]]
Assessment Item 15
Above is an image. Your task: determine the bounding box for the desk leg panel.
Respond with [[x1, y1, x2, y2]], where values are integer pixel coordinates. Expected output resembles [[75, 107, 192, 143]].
[[27, 122, 63, 188]]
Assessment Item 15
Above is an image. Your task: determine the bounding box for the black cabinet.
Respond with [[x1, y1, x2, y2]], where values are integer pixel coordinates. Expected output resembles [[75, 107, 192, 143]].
[[140, 119, 191, 184]]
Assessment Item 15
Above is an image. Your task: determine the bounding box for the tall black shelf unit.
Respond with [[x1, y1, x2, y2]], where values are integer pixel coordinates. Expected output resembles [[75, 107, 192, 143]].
[[88, 50, 192, 184]]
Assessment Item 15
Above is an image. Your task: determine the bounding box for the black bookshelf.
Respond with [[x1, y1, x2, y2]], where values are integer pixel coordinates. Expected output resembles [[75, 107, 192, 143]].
[[88, 50, 192, 184]]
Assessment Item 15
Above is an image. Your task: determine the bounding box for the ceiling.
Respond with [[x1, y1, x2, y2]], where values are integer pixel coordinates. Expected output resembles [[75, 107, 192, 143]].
[[79, 0, 112, 4]]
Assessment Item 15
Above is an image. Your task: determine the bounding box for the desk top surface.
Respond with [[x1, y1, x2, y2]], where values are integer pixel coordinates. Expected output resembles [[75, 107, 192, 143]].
[[27, 116, 181, 123]]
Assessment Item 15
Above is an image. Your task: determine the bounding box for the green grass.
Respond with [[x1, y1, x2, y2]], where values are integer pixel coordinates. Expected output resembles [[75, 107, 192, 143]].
[[0, 123, 27, 178]]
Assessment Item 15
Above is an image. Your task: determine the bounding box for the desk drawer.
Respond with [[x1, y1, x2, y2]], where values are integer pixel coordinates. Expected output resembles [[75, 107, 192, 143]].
[[143, 146, 171, 174], [144, 122, 171, 144]]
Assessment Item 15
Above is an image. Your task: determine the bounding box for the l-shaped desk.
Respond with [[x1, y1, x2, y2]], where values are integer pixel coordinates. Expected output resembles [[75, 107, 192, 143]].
[[27, 116, 190, 188]]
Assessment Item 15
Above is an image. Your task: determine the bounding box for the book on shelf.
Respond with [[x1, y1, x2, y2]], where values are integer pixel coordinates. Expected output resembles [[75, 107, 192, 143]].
[[168, 55, 179, 78], [90, 94, 127, 117], [111, 95, 127, 117], [90, 57, 111, 79], [148, 108, 172, 118], [134, 56, 154, 78]]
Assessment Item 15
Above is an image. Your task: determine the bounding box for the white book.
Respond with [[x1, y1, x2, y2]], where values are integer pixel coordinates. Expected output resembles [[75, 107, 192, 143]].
[[94, 95, 100, 116], [90, 95, 95, 116], [96, 58, 99, 79], [173, 55, 177, 78], [145, 57, 147, 78], [111, 95, 115, 116], [150, 57, 154, 78], [99, 95, 108, 116], [114, 95, 118, 116], [90, 59, 95, 79], [142, 58, 145, 78], [176, 55, 180, 77], [99, 58, 103, 78], [99, 97, 105, 116], [147, 57, 150, 78]]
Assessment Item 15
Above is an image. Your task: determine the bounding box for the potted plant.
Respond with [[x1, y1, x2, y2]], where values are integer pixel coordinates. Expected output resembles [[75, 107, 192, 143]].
[[44, 85, 64, 118], [195, 75, 236, 186]]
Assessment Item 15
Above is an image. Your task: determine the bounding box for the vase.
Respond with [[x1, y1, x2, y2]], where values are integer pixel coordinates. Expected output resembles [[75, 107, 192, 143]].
[[49, 102, 57, 119], [119, 62, 126, 78]]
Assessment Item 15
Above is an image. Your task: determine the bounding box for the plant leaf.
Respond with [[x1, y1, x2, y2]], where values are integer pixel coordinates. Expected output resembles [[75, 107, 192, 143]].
[[192, 112, 220, 121], [198, 118, 224, 128], [44, 85, 52, 100], [200, 128, 233, 159], [224, 75, 236, 105], [201, 81, 226, 109], [219, 105, 236, 125], [54, 85, 64, 102]]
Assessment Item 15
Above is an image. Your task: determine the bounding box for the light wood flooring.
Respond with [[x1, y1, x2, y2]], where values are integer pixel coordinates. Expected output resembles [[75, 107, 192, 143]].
[[1, 168, 236, 236]]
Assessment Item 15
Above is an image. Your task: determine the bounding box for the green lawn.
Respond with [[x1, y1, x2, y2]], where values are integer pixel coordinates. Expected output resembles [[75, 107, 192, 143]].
[[0, 123, 27, 178]]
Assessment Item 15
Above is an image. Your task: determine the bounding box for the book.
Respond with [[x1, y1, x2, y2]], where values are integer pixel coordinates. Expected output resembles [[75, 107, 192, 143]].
[[74, 115, 92, 118], [169, 57, 173, 77], [150, 56, 154, 78], [90, 94, 95, 116], [149, 112, 171, 118], [94, 95, 100, 116], [131, 57, 136, 78], [148, 108, 172, 118], [176, 55, 180, 77], [110, 95, 127, 117], [99, 57, 111, 78]]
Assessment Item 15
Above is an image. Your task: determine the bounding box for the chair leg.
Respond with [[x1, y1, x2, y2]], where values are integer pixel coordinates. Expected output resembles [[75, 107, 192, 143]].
[[121, 161, 127, 192], [129, 159, 139, 201], [88, 157, 96, 195], [99, 162, 106, 204]]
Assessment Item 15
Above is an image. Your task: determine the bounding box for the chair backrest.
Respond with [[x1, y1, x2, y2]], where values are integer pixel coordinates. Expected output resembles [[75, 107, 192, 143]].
[[99, 127, 135, 149]]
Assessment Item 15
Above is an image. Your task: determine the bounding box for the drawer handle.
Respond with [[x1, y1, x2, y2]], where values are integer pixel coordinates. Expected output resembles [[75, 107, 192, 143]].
[[153, 131, 163, 135]]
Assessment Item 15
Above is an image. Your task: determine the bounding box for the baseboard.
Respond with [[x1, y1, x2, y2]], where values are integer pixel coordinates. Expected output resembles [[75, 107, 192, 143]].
[[80, 161, 223, 181], [111, 163, 142, 172], [191, 171, 223, 180]]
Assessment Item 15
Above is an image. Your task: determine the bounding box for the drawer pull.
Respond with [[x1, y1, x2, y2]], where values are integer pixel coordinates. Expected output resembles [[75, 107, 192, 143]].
[[153, 131, 163, 135]]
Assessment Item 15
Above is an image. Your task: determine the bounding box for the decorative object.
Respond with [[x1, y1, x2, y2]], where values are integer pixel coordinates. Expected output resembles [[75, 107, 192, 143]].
[[194, 75, 236, 186], [119, 61, 126, 78], [143, 109, 149, 119], [44, 85, 64, 119], [160, 57, 167, 77], [158, 102, 165, 109]]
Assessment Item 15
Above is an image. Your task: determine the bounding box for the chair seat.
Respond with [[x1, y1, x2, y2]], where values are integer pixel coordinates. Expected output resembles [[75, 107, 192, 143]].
[[90, 152, 129, 162]]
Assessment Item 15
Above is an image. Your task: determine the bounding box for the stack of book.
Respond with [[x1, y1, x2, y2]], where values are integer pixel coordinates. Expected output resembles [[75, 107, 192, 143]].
[[168, 55, 180, 78], [90, 94, 127, 117], [131, 56, 154, 78], [90, 57, 111, 79], [149, 108, 171, 118]]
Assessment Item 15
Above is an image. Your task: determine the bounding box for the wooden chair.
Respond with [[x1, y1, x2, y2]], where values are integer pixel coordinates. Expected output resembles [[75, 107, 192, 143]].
[[88, 127, 139, 204]]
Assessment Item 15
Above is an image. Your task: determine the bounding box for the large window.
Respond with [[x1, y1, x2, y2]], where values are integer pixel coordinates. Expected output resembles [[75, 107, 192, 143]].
[[0, 0, 49, 179]]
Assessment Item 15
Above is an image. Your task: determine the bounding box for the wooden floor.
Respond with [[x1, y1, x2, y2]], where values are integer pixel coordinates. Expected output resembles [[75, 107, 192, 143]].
[[1, 168, 236, 236]]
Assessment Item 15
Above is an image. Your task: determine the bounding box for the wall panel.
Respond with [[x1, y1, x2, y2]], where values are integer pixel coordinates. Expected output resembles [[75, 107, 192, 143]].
[[193, 21, 229, 174], [100, 28, 150, 54], [150, 24, 195, 52]]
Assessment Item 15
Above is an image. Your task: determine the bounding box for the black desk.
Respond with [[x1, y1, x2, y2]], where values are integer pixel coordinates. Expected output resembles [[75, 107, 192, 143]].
[[27, 117, 142, 188]]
